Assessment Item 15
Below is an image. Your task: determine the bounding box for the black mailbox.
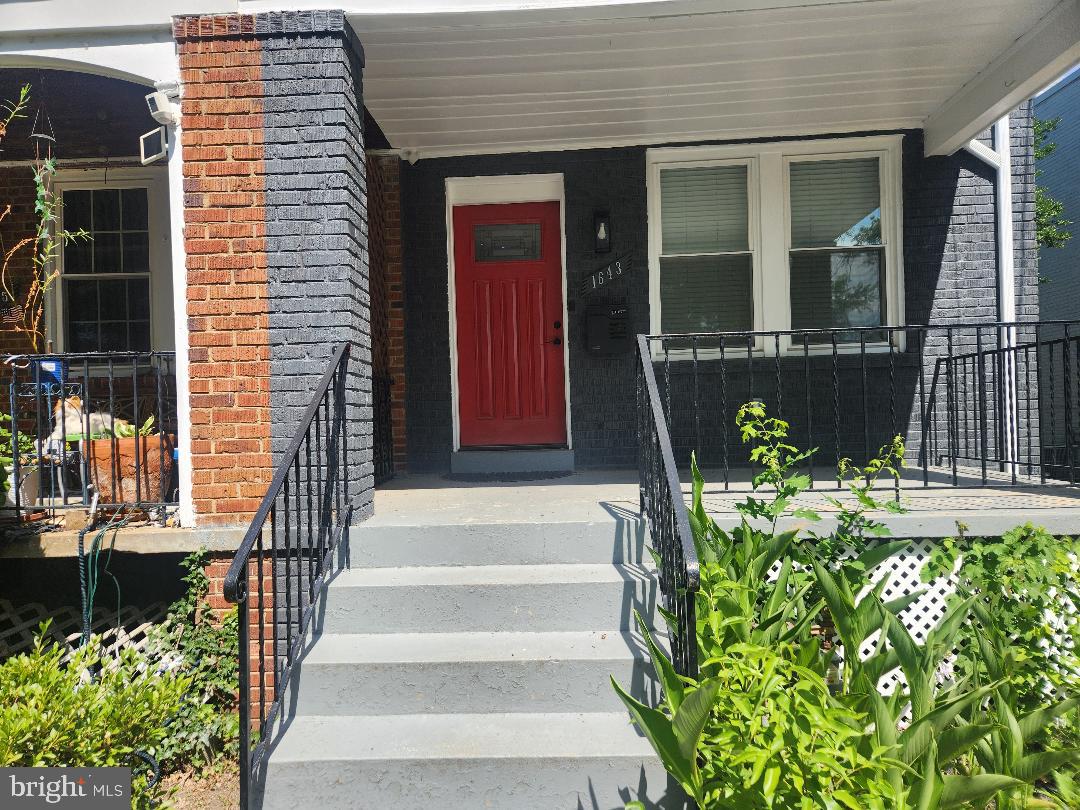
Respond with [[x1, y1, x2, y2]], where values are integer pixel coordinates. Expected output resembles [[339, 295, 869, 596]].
[[585, 304, 632, 355]]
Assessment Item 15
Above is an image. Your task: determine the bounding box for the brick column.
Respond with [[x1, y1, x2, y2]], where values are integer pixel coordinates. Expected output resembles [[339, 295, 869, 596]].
[[173, 10, 372, 525]]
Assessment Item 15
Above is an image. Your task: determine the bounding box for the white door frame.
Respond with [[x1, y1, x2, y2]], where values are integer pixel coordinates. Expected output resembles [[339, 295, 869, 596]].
[[444, 173, 572, 451]]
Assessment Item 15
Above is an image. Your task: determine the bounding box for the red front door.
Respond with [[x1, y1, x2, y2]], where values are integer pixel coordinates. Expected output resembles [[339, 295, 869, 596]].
[[453, 201, 567, 447]]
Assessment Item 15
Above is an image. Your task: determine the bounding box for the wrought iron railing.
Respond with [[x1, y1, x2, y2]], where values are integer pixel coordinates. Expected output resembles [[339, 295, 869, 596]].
[[642, 321, 1080, 491], [373, 372, 394, 484], [223, 342, 351, 809], [636, 335, 699, 678], [2, 352, 178, 518]]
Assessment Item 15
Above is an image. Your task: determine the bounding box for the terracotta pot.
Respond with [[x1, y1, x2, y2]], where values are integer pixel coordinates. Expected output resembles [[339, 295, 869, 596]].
[[84, 434, 176, 505]]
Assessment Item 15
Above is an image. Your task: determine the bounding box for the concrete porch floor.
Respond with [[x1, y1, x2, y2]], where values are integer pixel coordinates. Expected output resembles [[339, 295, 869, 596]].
[[373, 467, 1080, 538]]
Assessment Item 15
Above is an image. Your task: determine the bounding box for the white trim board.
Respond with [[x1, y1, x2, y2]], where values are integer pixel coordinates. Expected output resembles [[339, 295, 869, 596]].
[[443, 173, 572, 453]]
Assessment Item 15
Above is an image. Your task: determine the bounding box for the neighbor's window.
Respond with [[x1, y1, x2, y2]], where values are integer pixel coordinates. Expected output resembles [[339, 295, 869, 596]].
[[61, 188, 151, 352], [788, 157, 885, 341], [658, 164, 753, 334]]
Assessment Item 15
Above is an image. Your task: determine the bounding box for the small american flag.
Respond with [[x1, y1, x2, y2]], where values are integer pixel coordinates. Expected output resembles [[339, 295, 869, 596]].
[[0, 296, 22, 325]]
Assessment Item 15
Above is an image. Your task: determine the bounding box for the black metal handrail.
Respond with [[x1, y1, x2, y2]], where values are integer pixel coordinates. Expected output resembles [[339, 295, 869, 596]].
[[2, 351, 178, 517], [637, 334, 699, 678], [223, 342, 351, 809], [643, 320, 1080, 490]]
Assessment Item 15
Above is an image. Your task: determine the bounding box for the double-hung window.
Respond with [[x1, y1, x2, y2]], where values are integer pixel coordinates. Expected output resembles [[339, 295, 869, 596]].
[[657, 162, 754, 334], [51, 168, 173, 353], [649, 136, 902, 348]]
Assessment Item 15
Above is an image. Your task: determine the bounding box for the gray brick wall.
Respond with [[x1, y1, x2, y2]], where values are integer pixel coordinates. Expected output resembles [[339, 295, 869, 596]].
[[259, 11, 373, 517], [401, 123, 1039, 473]]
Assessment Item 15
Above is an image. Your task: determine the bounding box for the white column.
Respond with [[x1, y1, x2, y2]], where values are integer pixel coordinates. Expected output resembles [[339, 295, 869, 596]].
[[166, 121, 194, 527]]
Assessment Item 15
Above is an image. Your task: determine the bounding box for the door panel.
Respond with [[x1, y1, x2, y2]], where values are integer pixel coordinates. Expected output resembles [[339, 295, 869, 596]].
[[454, 201, 566, 447]]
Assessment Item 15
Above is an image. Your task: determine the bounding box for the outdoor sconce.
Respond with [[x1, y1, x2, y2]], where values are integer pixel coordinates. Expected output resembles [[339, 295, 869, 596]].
[[594, 210, 611, 253]]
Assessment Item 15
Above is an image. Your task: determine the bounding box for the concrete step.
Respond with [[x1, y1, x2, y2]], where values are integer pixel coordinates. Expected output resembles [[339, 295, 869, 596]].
[[257, 712, 684, 810], [317, 563, 657, 634], [290, 630, 660, 715], [349, 518, 647, 567], [449, 448, 575, 474]]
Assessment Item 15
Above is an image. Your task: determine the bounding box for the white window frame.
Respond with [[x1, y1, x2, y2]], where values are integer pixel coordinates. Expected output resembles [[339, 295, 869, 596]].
[[48, 166, 174, 353], [647, 135, 904, 355]]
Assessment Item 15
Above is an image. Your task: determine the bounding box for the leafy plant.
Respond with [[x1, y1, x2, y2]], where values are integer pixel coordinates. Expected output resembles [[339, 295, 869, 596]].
[[0, 625, 189, 807], [0, 85, 90, 352], [146, 549, 239, 772], [0, 411, 37, 499], [1034, 117, 1072, 252], [616, 401, 1079, 809]]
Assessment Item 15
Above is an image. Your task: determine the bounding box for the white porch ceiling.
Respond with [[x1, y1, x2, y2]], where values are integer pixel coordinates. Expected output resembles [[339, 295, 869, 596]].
[[346, 0, 1076, 159]]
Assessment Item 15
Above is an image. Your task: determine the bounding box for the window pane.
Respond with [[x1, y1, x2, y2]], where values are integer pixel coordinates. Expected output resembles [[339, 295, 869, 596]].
[[64, 279, 151, 352], [660, 165, 748, 255], [65, 240, 93, 275], [660, 254, 753, 333], [63, 191, 92, 232], [789, 158, 881, 249], [121, 188, 149, 230], [123, 233, 150, 273], [93, 232, 123, 273], [789, 249, 884, 338], [92, 189, 121, 231], [474, 223, 540, 262]]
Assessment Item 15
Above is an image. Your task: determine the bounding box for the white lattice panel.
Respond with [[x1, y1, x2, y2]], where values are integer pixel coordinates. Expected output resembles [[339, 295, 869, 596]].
[[0, 599, 168, 660]]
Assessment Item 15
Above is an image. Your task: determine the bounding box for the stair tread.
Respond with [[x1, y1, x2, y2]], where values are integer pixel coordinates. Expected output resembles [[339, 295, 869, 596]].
[[267, 712, 654, 762], [303, 629, 657, 664], [331, 562, 654, 587]]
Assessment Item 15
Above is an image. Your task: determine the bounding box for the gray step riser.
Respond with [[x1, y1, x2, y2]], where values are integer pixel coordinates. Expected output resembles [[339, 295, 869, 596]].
[[348, 520, 648, 567], [258, 758, 685, 810], [289, 656, 659, 715], [317, 579, 657, 634]]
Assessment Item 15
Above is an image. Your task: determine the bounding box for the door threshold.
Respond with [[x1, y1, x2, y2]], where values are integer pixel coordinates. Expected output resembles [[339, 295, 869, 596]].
[[450, 447, 575, 475]]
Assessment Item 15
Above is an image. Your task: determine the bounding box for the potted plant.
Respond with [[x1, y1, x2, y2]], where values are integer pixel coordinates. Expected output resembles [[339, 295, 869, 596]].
[[79, 415, 176, 505], [1, 412, 40, 509]]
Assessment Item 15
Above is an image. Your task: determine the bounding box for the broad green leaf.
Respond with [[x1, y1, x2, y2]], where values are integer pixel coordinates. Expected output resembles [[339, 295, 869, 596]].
[[939, 774, 1024, 808], [854, 540, 911, 573], [1012, 749, 1080, 784], [899, 684, 997, 764], [882, 590, 926, 616], [1018, 696, 1080, 741], [611, 676, 693, 787], [634, 610, 683, 714], [937, 723, 997, 764], [672, 678, 721, 766], [910, 737, 943, 810]]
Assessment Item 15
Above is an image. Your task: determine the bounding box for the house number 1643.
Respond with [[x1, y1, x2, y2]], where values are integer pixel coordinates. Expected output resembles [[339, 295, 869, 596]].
[[580, 253, 632, 297]]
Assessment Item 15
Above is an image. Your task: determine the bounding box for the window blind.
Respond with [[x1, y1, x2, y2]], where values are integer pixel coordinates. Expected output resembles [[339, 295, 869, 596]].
[[660, 255, 753, 333], [789, 158, 881, 249], [660, 165, 749, 255]]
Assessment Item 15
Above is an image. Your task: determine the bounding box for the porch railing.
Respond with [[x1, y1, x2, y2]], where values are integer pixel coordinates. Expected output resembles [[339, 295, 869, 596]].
[[636, 334, 699, 678], [223, 342, 352, 809], [2, 352, 178, 517], [642, 321, 1080, 491]]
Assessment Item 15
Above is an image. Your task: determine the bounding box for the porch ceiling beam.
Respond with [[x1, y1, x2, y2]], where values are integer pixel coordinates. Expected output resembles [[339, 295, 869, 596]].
[[923, 0, 1080, 156]]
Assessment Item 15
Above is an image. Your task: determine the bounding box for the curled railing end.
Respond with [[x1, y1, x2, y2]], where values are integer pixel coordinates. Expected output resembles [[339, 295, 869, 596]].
[[223, 569, 246, 604]]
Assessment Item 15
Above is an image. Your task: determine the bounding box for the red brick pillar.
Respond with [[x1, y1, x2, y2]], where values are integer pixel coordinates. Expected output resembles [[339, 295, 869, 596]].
[[174, 16, 273, 527]]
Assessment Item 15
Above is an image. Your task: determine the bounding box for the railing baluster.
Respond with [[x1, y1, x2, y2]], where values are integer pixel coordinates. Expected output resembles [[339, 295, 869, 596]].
[[803, 334, 813, 488], [977, 327, 987, 485], [918, 328, 929, 486], [692, 337, 700, 468], [832, 332, 840, 486], [719, 336, 729, 490]]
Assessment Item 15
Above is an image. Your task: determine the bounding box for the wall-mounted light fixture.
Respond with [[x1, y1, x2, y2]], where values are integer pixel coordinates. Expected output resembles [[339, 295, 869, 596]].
[[594, 210, 611, 253]]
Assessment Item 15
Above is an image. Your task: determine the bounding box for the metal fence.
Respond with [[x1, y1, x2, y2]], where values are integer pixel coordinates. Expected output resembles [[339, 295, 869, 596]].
[[643, 321, 1080, 490], [2, 352, 178, 517]]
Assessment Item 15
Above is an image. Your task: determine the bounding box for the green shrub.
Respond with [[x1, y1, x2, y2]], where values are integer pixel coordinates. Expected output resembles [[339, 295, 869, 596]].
[[146, 549, 239, 772], [0, 628, 189, 807]]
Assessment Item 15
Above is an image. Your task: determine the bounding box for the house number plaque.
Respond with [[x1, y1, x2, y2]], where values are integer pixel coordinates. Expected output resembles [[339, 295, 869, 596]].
[[580, 253, 632, 297]]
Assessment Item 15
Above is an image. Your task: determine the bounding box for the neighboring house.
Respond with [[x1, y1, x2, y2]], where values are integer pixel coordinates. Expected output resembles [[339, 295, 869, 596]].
[[1, 1, 1079, 808], [1035, 69, 1080, 321]]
